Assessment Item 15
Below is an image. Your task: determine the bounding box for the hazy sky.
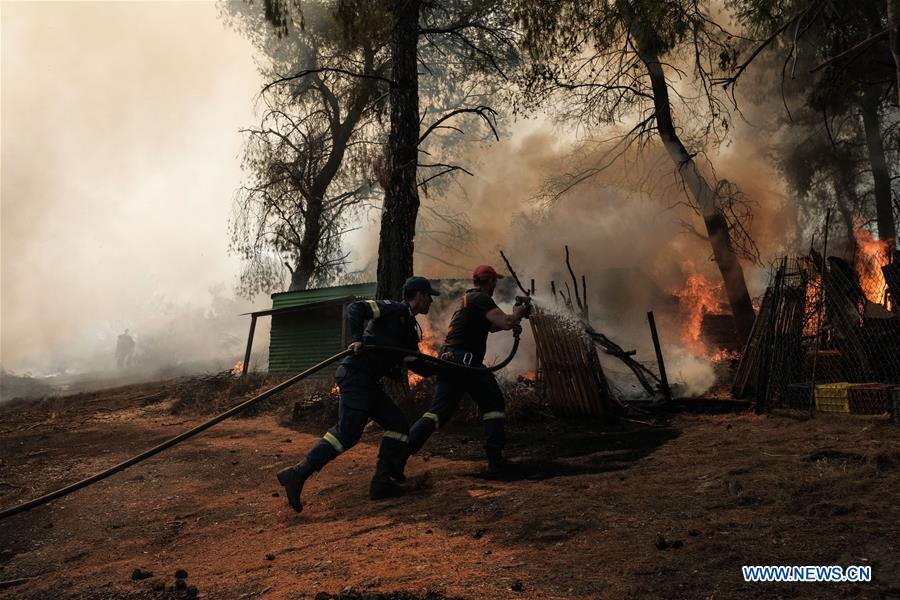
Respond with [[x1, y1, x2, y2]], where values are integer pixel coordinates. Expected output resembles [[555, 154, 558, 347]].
[[2, 1, 266, 372]]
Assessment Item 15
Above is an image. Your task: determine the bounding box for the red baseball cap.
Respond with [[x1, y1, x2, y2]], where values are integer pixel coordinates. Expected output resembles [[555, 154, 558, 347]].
[[473, 265, 505, 281]]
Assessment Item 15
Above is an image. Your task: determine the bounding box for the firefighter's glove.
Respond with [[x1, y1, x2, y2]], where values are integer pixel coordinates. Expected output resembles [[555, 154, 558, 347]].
[[512, 300, 531, 320], [521, 296, 533, 318]]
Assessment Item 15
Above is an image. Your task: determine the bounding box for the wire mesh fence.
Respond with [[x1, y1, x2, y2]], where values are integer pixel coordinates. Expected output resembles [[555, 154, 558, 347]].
[[734, 250, 900, 421]]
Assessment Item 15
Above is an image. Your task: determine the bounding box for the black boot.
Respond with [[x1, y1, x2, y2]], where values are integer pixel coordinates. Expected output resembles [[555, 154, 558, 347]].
[[486, 449, 509, 477], [377, 435, 412, 483], [390, 452, 409, 483], [369, 459, 406, 500], [276, 459, 316, 513]]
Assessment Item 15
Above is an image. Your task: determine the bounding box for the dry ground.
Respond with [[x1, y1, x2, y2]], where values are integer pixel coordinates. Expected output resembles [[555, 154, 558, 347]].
[[1, 378, 899, 600]]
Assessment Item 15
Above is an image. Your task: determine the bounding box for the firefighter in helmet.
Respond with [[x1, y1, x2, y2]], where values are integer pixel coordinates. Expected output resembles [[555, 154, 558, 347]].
[[276, 276, 441, 513]]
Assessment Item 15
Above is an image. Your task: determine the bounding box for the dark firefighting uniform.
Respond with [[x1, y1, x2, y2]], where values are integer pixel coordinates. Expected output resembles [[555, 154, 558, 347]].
[[408, 289, 506, 457], [303, 299, 435, 475]]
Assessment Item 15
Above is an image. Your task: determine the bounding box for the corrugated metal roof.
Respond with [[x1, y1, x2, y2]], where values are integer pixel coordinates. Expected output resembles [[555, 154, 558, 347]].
[[271, 282, 377, 310], [244, 296, 359, 317]]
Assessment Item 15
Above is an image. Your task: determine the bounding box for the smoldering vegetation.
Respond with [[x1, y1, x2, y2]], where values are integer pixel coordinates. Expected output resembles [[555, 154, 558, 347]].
[[0, 289, 270, 403]]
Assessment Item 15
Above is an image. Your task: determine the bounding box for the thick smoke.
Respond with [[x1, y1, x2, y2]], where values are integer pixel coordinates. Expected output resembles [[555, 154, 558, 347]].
[[404, 121, 796, 396], [1, 2, 267, 397]]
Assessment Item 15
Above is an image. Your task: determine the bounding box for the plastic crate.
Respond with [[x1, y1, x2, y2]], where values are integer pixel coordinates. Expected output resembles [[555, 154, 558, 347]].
[[815, 383, 852, 413], [783, 383, 814, 410], [848, 384, 893, 415]]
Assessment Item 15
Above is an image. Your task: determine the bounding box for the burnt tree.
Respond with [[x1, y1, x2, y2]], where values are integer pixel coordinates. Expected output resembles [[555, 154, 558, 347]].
[[631, 19, 755, 344], [376, 0, 516, 299], [517, 0, 759, 344], [861, 84, 897, 247]]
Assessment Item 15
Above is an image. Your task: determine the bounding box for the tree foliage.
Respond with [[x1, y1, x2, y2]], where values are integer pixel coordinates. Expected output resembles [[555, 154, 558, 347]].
[[514, 0, 760, 343], [513, 0, 760, 263], [225, 1, 390, 294], [225, 0, 519, 296], [731, 0, 899, 247]]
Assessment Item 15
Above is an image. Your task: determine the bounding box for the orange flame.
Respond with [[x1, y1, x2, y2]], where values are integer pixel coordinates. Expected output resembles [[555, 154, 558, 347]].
[[408, 317, 439, 387], [231, 360, 245, 375], [330, 383, 339, 396], [673, 273, 725, 358], [710, 348, 740, 362], [804, 273, 822, 337], [853, 224, 891, 305]]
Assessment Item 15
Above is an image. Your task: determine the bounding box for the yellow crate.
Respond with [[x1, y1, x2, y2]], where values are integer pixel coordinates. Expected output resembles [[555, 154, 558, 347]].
[[815, 383, 852, 413]]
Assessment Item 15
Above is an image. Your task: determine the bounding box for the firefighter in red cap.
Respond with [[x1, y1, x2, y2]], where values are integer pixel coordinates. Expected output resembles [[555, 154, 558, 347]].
[[403, 265, 530, 475]]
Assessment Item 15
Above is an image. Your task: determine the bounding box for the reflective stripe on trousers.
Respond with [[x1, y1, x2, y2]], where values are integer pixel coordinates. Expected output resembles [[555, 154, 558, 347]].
[[422, 411, 440, 429], [323, 431, 345, 452], [383, 430, 409, 443]]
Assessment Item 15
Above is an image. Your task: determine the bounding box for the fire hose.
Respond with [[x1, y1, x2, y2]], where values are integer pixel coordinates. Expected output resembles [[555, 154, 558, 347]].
[[0, 336, 521, 521]]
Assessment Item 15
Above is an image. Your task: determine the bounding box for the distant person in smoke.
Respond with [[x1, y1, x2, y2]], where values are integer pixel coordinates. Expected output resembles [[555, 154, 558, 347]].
[[402, 265, 530, 477], [276, 276, 440, 514], [115, 329, 135, 369]]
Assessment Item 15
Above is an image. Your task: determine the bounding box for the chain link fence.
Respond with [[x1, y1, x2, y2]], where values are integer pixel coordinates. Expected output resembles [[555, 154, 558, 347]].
[[734, 251, 900, 422]]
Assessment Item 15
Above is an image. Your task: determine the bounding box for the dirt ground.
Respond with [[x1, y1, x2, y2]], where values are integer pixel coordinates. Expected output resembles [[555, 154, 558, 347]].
[[1, 377, 899, 600]]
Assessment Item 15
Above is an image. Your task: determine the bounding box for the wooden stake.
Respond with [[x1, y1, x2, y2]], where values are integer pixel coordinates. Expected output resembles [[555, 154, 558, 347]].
[[647, 311, 672, 403], [242, 315, 257, 378]]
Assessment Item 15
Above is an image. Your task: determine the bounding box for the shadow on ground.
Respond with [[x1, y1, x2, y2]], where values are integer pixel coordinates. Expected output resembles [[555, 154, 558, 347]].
[[420, 419, 681, 481]]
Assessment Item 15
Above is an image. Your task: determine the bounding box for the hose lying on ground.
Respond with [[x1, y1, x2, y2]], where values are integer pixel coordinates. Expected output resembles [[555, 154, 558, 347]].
[[0, 337, 520, 521]]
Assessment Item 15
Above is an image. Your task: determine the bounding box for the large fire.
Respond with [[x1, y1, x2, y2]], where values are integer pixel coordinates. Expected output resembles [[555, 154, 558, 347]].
[[673, 273, 726, 359], [408, 318, 439, 387], [853, 224, 891, 305]]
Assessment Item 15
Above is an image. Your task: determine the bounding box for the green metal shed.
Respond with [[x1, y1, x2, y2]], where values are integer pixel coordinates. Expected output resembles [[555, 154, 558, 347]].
[[240, 282, 376, 378]]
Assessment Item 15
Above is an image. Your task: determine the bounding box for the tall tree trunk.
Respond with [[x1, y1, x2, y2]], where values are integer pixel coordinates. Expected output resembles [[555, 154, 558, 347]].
[[288, 266, 313, 291], [888, 0, 900, 108], [376, 0, 421, 300], [860, 85, 897, 249], [833, 166, 861, 260], [288, 200, 324, 291], [636, 46, 756, 344]]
